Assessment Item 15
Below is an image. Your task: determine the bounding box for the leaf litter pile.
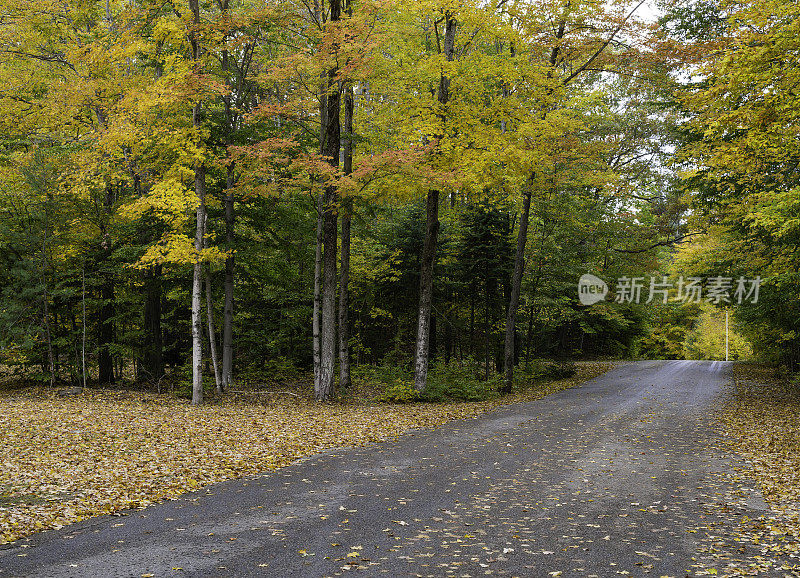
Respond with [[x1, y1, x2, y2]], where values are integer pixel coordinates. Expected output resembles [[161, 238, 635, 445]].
[[0, 363, 612, 544], [711, 363, 800, 575]]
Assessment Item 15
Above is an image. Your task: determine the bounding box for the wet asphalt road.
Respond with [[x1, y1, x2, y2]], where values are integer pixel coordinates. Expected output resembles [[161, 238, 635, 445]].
[[0, 361, 777, 577]]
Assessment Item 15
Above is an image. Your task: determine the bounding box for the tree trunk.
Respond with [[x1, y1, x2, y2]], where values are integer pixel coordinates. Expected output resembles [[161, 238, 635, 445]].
[[484, 281, 491, 381], [469, 281, 475, 355], [502, 177, 533, 393], [338, 82, 354, 391], [313, 16, 328, 396], [413, 11, 456, 393], [222, 163, 235, 391], [42, 284, 55, 387], [39, 201, 55, 388], [313, 194, 323, 391], [191, 164, 206, 405], [317, 0, 342, 401], [139, 265, 163, 382], [319, 189, 338, 401], [189, 0, 204, 406], [443, 307, 452, 365], [81, 264, 86, 388], [220, 11, 236, 392], [98, 277, 115, 385], [52, 309, 60, 378], [413, 188, 440, 392], [205, 269, 222, 393]]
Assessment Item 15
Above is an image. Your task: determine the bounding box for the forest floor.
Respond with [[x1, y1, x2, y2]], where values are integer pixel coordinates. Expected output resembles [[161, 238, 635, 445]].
[[8, 360, 797, 578], [0, 362, 613, 545], [713, 363, 800, 572]]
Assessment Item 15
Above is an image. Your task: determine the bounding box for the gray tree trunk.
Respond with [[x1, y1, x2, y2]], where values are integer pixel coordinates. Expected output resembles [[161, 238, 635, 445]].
[[189, 0, 204, 406], [502, 178, 533, 393], [42, 279, 55, 388], [313, 32, 328, 395], [317, 0, 342, 401], [219, 4, 236, 393], [40, 193, 55, 387], [319, 189, 338, 401], [139, 265, 163, 382], [81, 263, 86, 388], [413, 12, 456, 393], [312, 193, 323, 392], [413, 189, 440, 392], [191, 163, 206, 406], [222, 164, 235, 392], [97, 274, 115, 385], [339, 82, 354, 391], [205, 269, 222, 393]]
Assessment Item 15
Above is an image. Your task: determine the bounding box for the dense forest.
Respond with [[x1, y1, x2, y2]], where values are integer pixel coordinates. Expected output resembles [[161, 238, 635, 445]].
[[0, 0, 797, 404]]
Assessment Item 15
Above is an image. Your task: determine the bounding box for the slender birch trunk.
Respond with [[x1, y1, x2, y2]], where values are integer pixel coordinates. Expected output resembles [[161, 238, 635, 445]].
[[191, 163, 206, 406], [205, 269, 222, 393], [189, 0, 205, 405]]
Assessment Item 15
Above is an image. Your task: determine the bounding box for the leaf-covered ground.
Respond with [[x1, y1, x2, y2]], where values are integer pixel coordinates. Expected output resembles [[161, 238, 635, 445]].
[[0, 363, 612, 545], [708, 363, 800, 575]]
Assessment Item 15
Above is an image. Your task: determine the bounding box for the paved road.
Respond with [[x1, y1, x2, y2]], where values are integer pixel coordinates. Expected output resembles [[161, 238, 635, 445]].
[[0, 361, 781, 577]]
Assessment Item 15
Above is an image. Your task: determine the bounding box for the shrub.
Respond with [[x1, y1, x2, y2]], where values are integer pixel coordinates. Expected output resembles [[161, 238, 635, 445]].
[[422, 363, 499, 402], [353, 363, 408, 384], [540, 361, 577, 379], [377, 379, 419, 403]]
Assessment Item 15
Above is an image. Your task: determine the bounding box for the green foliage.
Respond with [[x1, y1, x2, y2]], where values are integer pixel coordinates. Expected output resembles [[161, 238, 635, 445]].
[[372, 360, 500, 403], [0, 0, 731, 395], [672, 0, 800, 369], [636, 303, 702, 360], [681, 306, 752, 361], [421, 364, 500, 402], [513, 360, 577, 383], [538, 361, 577, 380], [377, 379, 420, 403]]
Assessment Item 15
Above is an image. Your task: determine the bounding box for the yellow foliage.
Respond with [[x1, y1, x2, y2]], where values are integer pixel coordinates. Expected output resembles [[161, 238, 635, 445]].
[[135, 232, 228, 269]]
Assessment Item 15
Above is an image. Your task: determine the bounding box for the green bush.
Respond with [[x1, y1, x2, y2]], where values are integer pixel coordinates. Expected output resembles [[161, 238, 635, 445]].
[[513, 361, 544, 383], [172, 362, 215, 400], [372, 361, 500, 403], [237, 358, 303, 385], [539, 361, 577, 379], [422, 363, 499, 402], [377, 378, 419, 402], [353, 363, 409, 384]]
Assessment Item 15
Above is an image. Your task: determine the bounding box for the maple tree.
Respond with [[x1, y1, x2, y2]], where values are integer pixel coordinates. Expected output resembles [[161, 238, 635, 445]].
[[2, 0, 794, 400], [671, 0, 800, 368]]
